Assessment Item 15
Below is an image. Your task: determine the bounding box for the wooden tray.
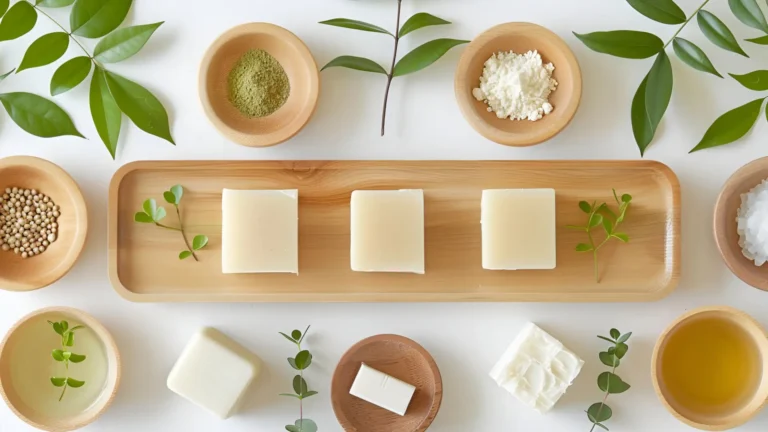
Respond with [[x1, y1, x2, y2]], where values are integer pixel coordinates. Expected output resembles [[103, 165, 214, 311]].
[[108, 160, 680, 302]]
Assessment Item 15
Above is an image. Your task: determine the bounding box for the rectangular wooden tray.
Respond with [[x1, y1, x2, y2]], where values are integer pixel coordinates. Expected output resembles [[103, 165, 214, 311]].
[[108, 160, 680, 302]]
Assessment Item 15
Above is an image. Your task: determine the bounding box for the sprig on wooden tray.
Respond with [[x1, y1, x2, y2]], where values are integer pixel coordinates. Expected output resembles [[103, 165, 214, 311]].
[[280, 326, 318, 432], [47, 320, 86, 402], [587, 329, 632, 431], [567, 190, 632, 282], [134, 185, 208, 261]]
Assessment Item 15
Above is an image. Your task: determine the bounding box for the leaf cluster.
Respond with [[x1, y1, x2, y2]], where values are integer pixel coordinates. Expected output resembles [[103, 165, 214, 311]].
[[47, 320, 86, 400], [280, 326, 317, 432], [574, 0, 768, 155], [587, 329, 632, 431], [0, 0, 172, 158]]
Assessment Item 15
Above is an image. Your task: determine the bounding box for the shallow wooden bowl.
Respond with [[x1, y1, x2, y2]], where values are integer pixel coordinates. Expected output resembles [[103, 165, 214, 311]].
[[331, 335, 442, 432], [199, 22, 320, 147], [652, 306, 768, 431], [0, 307, 121, 432], [714, 156, 768, 291], [0, 156, 87, 292], [455, 22, 582, 147]]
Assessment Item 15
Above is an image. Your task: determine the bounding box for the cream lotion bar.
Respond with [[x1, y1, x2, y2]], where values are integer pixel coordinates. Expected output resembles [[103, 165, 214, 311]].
[[222, 189, 298, 274], [481, 189, 556, 270], [349, 363, 416, 416]]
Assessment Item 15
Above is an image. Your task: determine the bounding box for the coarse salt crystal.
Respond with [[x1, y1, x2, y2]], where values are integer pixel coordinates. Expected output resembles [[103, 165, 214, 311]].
[[736, 179, 768, 265]]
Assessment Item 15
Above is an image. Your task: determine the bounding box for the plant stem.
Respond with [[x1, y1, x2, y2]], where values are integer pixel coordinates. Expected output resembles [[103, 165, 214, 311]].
[[27, 1, 100, 67], [663, 0, 712, 48], [381, 0, 403, 136], [174, 206, 199, 261], [154, 222, 181, 232], [589, 343, 620, 432], [298, 339, 304, 428], [59, 384, 67, 402]]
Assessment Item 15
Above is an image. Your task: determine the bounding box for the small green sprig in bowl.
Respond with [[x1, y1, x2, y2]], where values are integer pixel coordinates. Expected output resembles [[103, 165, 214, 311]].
[[279, 326, 318, 432], [587, 329, 632, 431], [47, 320, 86, 402]]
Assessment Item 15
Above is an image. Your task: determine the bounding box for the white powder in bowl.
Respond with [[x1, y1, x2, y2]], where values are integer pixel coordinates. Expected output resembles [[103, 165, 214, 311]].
[[737, 178, 768, 265]]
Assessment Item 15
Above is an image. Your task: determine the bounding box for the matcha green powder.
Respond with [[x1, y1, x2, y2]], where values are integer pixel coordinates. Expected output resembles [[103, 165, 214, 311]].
[[227, 49, 290, 118]]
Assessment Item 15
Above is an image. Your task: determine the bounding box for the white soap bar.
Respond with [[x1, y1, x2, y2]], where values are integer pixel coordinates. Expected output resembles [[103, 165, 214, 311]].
[[222, 189, 298, 274], [350, 190, 425, 273], [489, 323, 584, 413], [349, 363, 416, 416], [167, 328, 262, 419], [481, 189, 556, 270]]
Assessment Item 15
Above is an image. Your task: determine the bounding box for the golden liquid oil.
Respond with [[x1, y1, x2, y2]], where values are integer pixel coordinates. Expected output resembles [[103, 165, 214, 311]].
[[660, 316, 762, 416]]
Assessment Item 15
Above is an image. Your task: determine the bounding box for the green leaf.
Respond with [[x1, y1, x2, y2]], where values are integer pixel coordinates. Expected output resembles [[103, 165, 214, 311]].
[[729, 0, 768, 33], [52, 322, 64, 335], [617, 332, 632, 343], [94, 22, 163, 63], [598, 372, 631, 394], [51, 349, 65, 361], [746, 35, 768, 44], [621, 194, 632, 203], [37, 0, 76, 7], [601, 216, 613, 234], [163, 191, 175, 204], [154, 207, 166, 221], [134, 212, 153, 223], [279, 332, 297, 343], [319, 18, 392, 36], [573, 30, 663, 59], [0, 0, 7, 17], [589, 213, 603, 228], [393, 38, 469, 77], [192, 235, 208, 250], [626, 0, 686, 24], [697, 10, 749, 57], [51, 377, 67, 387], [631, 78, 654, 155], [0, 93, 83, 138], [90, 67, 122, 158], [143, 199, 157, 219], [672, 38, 722, 78], [0, 2, 37, 42], [615, 342, 630, 359], [178, 250, 192, 260], [399, 13, 451, 37], [598, 335, 615, 343], [279, 393, 300, 399], [69, 353, 86, 363], [594, 424, 609, 431], [0, 69, 13, 82], [690, 98, 764, 152], [71, 0, 133, 38], [170, 185, 183, 203], [295, 350, 312, 370], [66, 378, 85, 388], [576, 243, 593, 252], [613, 233, 630, 242], [288, 357, 298, 370], [69, 325, 84, 332], [65, 331, 75, 346], [61, 351, 72, 360], [291, 329, 302, 340], [295, 419, 317, 432], [60, 321, 69, 332], [600, 351, 620, 367], [644, 50, 673, 150], [293, 375, 308, 395], [104, 71, 175, 145], [302, 390, 318, 398], [285, 426, 299, 432], [17, 32, 70, 73], [610, 329, 620, 339], [321, 56, 387, 74], [588, 402, 613, 423], [579, 201, 592, 213], [51, 57, 92, 96], [730, 70, 768, 91]]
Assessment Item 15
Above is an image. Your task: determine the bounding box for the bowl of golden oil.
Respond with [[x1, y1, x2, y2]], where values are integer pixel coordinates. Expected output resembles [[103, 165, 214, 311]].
[[652, 306, 768, 431]]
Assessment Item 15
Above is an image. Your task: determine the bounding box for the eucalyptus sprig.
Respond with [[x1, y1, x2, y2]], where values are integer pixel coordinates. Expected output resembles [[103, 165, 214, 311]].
[[574, 0, 768, 155], [320, 1, 468, 136], [0, 0, 173, 158], [279, 326, 318, 432], [134, 185, 208, 261], [587, 329, 632, 431], [567, 190, 632, 282], [47, 320, 86, 402]]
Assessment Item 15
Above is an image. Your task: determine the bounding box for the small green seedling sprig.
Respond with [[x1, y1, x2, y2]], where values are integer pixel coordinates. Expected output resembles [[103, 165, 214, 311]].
[[47, 320, 86, 402], [279, 326, 318, 432], [134, 185, 208, 261], [567, 190, 633, 282], [587, 329, 632, 431]]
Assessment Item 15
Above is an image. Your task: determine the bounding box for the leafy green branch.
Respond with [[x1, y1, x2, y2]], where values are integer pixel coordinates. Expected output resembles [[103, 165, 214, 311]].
[[587, 329, 632, 431], [47, 320, 86, 402], [279, 326, 318, 432], [320, 0, 468, 136]]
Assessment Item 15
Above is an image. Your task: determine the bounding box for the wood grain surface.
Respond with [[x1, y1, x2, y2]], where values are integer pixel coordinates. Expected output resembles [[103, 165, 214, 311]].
[[108, 160, 680, 302]]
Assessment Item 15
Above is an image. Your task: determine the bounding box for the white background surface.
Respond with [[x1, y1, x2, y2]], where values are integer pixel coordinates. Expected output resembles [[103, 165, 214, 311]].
[[1, 0, 767, 431]]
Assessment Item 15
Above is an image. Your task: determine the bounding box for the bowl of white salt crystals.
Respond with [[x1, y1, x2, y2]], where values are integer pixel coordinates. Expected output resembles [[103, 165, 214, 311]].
[[455, 22, 582, 147], [714, 156, 768, 292]]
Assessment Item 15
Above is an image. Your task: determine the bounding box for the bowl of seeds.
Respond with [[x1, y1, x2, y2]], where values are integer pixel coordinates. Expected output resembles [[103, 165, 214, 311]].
[[0, 156, 87, 292], [199, 22, 320, 147]]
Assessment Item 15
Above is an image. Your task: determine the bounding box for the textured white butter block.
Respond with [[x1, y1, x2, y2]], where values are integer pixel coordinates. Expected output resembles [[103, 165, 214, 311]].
[[222, 189, 298, 274], [481, 189, 556, 270], [349, 363, 416, 416], [350, 190, 425, 273], [167, 328, 261, 419], [489, 323, 584, 413]]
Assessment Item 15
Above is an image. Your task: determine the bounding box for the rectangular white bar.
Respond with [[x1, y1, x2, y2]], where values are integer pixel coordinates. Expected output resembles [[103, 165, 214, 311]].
[[481, 189, 556, 270], [221, 189, 298, 274], [349, 363, 416, 416]]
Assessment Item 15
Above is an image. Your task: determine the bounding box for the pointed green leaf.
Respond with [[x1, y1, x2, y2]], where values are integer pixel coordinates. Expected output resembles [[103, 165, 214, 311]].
[[576, 243, 593, 252], [279, 393, 300, 399], [610, 328, 620, 339], [69, 353, 86, 363], [65, 331, 75, 347], [37, 0, 76, 7], [134, 212, 153, 223], [89, 67, 122, 158], [698, 10, 749, 57], [321, 56, 387, 74], [0, 2, 37, 42], [645, 50, 673, 147], [578, 201, 592, 213], [399, 13, 451, 37], [192, 235, 208, 250], [178, 250, 192, 260], [615, 342, 630, 359], [295, 350, 312, 370], [673, 37, 722, 78], [105, 71, 174, 144], [319, 18, 392, 36], [279, 332, 297, 343], [729, 0, 768, 33], [0, 0, 7, 17], [291, 329, 302, 340], [298, 419, 317, 432], [626, 0, 686, 24], [617, 332, 632, 343], [66, 378, 85, 388], [69, 325, 84, 332], [393, 38, 468, 77], [631, 77, 654, 155], [0, 69, 14, 82], [17, 32, 70, 73], [51, 377, 67, 387], [170, 185, 183, 203], [51, 57, 92, 96], [302, 390, 318, 398], [690, 98, 764, 152], [746, 35, 768, 44], [613, 233, 630, 242], [573, 30, 663, 59], [602, 216, 613, 234], [595, 423, 609, 431], [293, 375, 308, 395], [730, 70, 768, 91], [587, 402, 613, 423], [598, 371, 631, 394], [71, 0, 133, 38], [52, 349, 65, 361], [94, 22, 163, 63], [0, 92, 83, 138]]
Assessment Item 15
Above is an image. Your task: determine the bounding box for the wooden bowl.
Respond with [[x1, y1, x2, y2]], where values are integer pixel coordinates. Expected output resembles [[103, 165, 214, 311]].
[[714, 156, 768, 291], [0, 307, 121, 432], [652, 306, 768, 430], [0, 156, 88, 292], [455, 22, 582, 147], [331, 335, 443, 432], [199, 23, 320, 147]]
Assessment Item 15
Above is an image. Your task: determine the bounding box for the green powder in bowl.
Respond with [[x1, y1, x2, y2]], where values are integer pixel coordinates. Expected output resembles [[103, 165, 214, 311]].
[[227, 49, 290, 118]]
